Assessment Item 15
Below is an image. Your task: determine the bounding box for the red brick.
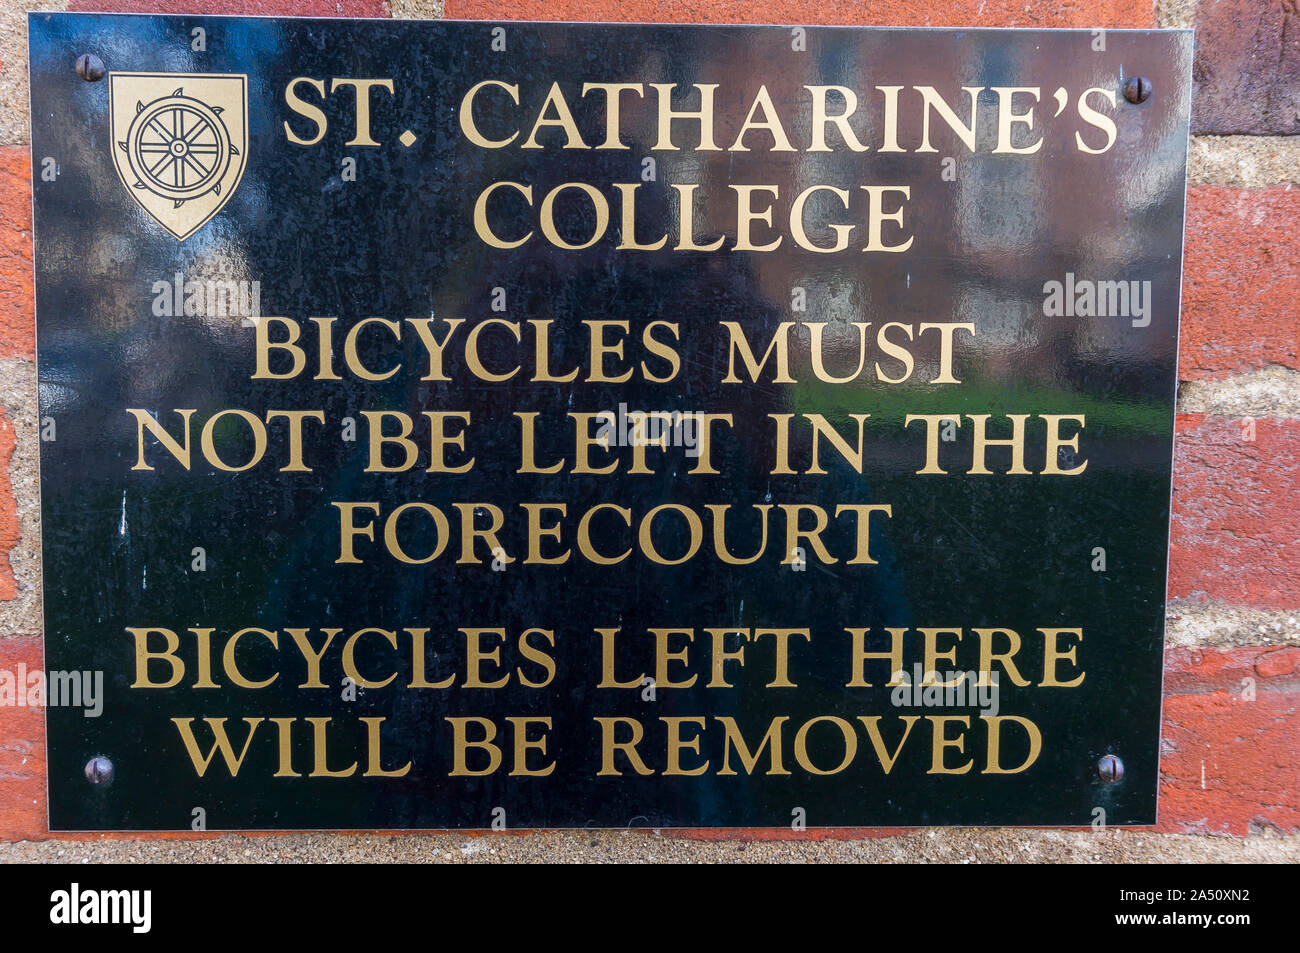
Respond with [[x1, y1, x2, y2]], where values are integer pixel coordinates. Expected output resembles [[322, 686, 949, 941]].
[[0, 637, 46, 841], [1180, 186, 1300, 381], [1192, 0, 1300, 135], [0, 412, 15, 602], [1159, 646, 1300, 835], [68, 0, 389, 15], [1169, 414, 1300, 609], [1165, 645, 1300, 694], [445, 0, 1154, 28], [1254, 648, 1300, 678], [0, 150, 33, 362]]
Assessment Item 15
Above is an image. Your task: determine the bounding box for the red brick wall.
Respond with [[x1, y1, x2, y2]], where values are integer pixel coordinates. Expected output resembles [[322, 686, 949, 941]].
[[1, 0, 1295, 844]]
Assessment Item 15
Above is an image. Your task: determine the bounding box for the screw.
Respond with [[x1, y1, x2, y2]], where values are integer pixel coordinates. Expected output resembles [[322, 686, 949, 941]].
[[75, 53, 105, 82], [1123, 76, 1151, 105], [84, 755, 113, 785], [1098, 754, 1124, 783]]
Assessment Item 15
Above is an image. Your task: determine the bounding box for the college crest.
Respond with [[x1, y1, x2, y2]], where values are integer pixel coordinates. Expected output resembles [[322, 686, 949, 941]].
[[108, 72, 247, 240]]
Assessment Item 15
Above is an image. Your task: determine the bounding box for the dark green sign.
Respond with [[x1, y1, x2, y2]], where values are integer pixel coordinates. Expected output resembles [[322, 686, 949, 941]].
[[30, 14, 1191, 829]]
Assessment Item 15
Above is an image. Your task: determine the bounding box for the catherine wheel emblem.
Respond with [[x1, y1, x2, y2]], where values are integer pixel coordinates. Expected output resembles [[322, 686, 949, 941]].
[[119, 88, 239, 208]]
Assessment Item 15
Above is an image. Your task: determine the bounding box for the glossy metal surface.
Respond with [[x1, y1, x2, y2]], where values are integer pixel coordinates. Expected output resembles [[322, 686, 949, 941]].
[[30, 15, 1192, 829]]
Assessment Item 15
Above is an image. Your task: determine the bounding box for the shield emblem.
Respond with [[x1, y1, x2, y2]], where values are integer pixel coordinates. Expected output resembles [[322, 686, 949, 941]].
[[109, 72, 248, 241]]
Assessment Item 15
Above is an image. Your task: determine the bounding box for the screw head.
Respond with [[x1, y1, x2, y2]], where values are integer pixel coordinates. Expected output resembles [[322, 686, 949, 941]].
[[1123, 76, 1152, 105], [1097, 754, 1124, 783], [84, 755, 113, 785], [75, 53, 105, 82]]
